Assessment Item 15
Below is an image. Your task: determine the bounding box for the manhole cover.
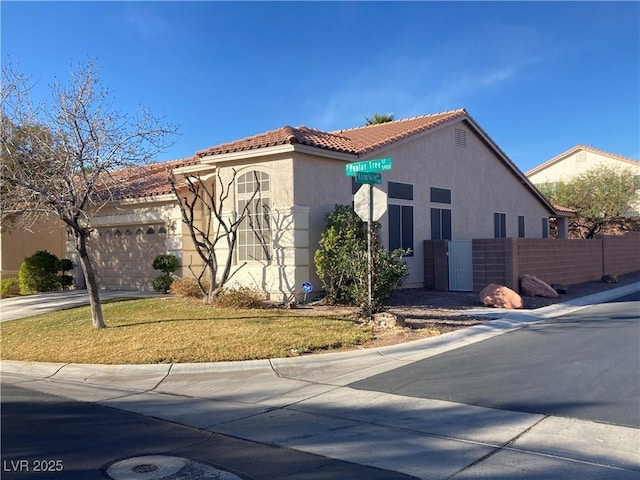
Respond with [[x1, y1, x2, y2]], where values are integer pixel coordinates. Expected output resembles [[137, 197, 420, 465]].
[[133, 464, 159, 473], [106, 455, 244, 480], [106, 456, 187, 479]]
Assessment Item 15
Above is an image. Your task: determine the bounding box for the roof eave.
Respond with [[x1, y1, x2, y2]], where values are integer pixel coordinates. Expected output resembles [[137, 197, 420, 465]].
[[198, 143, 359, 164], [199, 144, 296, 164]]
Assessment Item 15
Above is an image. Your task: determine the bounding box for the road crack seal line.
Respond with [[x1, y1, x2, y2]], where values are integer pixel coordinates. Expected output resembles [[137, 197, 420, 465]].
[[148, 363, 174, 392], [445, 415, 549, 479]]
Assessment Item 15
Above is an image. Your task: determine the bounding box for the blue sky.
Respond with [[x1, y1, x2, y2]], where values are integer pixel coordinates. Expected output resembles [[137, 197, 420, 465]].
[[2, 1, 638, 173]]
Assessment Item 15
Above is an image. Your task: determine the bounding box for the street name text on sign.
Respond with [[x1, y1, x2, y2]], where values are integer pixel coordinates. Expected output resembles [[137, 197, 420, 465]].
[[355, 172, 382, 185], [345, 157, 392, 176]]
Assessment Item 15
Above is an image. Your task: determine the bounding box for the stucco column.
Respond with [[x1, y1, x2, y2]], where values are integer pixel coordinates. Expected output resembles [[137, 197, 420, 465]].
[[269, 205, 311, 302]]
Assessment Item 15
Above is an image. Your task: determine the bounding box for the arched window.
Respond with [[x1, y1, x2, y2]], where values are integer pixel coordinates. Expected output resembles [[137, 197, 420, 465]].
[[125, 229, 133, 236], [158, 226, 167, 235], [136, 228, 144, 235], [236, 170, 271, 262], [146, 227, 155, 235], [114, 230, 122, 237]]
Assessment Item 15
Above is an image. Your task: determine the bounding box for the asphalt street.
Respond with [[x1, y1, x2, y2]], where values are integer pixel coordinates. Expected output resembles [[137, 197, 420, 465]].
[[1, 383, 417, 480], [351, 292, 640, 428]]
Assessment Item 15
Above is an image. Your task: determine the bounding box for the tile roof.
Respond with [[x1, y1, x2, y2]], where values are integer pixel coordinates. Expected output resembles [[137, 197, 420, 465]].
[[196, 109, 468, 158], [106, 157, 200, 200], [526, 144, 640, 176], [103, 109, 560, 217], [575, 144, 639, 165]]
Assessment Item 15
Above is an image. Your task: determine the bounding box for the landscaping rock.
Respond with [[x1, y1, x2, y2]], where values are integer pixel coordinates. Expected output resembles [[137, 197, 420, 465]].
[[479, 284, 523, 309], [370, 312, 406, 328], [521, 274, 559, 298]]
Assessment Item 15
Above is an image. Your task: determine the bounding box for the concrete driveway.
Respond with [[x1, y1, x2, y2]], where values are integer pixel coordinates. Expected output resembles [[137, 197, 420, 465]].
[[0, 289, 161, 322]]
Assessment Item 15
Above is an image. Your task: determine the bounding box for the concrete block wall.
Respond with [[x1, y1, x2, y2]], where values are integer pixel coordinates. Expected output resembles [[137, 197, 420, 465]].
[[472, 239, 515, 291], [426, 233, 639, 292], [516, 238, 603, 286], [602, 233, 640, 277]]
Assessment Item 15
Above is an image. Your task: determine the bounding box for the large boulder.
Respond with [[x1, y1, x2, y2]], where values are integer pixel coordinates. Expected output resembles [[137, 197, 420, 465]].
[[479, 284, 523, 309], [521, 274, 559, 298]]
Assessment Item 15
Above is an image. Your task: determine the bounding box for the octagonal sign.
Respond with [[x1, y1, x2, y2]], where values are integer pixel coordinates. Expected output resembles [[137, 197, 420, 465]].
[[354, 185, 387, 222]]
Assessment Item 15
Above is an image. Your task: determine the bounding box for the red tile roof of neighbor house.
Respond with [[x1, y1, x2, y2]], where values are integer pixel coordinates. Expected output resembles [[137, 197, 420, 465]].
[[196, 109, 468, 158], [526, 144, 640, 176]]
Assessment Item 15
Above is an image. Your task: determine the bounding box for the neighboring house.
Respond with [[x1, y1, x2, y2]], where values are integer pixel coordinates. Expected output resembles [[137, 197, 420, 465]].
[[84, 108, 565, 298], [526, 145, 640, 216], [0, 215, 67, 279]]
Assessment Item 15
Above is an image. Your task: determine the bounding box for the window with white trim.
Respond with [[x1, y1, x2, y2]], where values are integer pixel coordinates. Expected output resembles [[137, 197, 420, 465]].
[[237, 170, 272, 262]]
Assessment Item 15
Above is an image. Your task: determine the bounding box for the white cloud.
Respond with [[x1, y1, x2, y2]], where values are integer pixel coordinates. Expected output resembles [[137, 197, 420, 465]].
[[125, 8, 171, 40]]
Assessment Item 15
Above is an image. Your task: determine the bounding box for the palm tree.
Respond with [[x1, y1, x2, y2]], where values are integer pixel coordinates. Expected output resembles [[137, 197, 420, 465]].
[[365, 113, 394, 125]]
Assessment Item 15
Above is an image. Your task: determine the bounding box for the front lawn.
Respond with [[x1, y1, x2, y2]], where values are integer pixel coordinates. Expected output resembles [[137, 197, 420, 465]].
[[0, 298, 373, 364]]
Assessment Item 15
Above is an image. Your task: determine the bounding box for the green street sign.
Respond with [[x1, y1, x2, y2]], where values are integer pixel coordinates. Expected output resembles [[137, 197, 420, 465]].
[[345, 157, 392, 176], [355, 172, 382, 184]]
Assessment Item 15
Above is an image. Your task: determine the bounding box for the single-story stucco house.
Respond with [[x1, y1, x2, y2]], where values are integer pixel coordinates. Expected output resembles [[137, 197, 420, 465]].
[[78, 108, 570, 299], [526, 144, 640, 216]]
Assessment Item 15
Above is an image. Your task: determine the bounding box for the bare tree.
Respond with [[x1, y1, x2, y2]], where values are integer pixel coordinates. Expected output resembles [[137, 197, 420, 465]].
[[168, 168, 267, 303], [1, 61, 177, 328]]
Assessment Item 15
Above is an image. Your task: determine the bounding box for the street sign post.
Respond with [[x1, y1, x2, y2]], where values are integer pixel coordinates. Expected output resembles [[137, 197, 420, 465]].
[[347, 158, 393, 320], [355, 172, 382, 185], [345, 157, 392, 176]]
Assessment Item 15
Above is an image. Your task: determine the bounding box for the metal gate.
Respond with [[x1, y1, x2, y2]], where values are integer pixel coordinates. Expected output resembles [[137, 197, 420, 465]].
[[448, 240, 473, 291]]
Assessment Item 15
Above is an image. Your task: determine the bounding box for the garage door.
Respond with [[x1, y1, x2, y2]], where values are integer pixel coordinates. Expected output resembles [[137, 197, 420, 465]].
[[88, 224, 168, 291]]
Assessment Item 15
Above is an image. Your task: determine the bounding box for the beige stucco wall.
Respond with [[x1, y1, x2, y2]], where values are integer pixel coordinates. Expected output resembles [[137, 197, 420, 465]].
[[528, 150, 640, 216], [196, 122, 553, 293], [0, 215, 67, 278], [528, 150, 640, 184], [179, 156, 314, 301], [292, 122, 551, 289]]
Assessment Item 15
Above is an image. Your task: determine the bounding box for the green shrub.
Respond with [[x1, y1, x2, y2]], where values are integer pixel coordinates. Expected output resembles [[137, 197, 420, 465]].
[[314, 205, 368, 305], [314, 204, 408, 315], [152, 254, 179, 293], [1, 277, 21, 298], [152, 254, 179, 274], [58, 274, 74, 289], [169, 277, 207, 299], [152, 273, 174, 294], [212, 286, 267, 309], [58, 258, 74, 273], [18, 250, 61, 294], [58, 258, 74, 290]]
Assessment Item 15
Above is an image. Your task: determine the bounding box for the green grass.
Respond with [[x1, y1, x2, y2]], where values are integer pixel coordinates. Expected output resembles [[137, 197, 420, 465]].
[[0, 298, 373, 364]]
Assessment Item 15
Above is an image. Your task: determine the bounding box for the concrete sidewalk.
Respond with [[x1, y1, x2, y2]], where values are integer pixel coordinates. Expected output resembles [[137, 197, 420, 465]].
[[2, 283, 639, 479]]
